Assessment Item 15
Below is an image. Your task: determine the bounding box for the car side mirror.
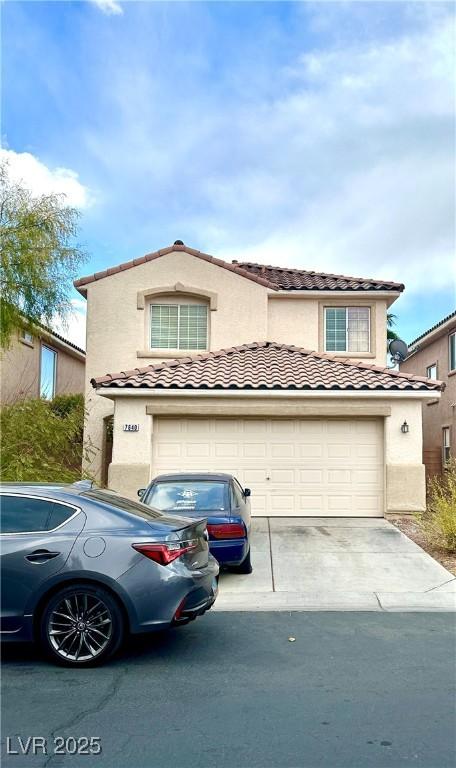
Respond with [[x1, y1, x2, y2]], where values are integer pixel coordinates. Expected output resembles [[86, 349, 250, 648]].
[[244, 488, 251, 498], [137, 488, 146, 499]]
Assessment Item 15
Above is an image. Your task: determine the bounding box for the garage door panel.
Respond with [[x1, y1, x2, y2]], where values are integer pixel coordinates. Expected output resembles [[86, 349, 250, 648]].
[[243, 443, 266, 458], [299, 444, 323, 458], [300, 469, 323, 483], [327, 444, 352, 459], [214, 443, 239, 458], [327, 496, 352, 512], [271, 495, 295, 512], [152, 417, 384, 518], [243, 468, 269, 484], [328, 469, 352, 484], [243, 419, 268, 436], [298, 497, 324, 515], [271, 443, 295, 458], [155, 442, 182, 458]]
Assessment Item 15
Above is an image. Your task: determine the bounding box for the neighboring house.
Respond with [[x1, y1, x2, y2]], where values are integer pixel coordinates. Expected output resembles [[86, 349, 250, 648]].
[[75, 240, 442, 516], [0, 323, 86, 404], [399, 310, 456, 478]]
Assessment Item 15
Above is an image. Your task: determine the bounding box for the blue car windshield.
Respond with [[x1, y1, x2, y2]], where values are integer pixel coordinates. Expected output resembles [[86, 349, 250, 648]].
[[147, 482, 228, 513]]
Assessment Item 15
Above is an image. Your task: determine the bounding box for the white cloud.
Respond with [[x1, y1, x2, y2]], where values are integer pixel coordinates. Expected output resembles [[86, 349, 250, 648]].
[[1, 149, 91, 208], [203, 14, 455, 294], [82, 5, 454, 298], [52, 300, 87, 351], [90, 0, 123, 15]]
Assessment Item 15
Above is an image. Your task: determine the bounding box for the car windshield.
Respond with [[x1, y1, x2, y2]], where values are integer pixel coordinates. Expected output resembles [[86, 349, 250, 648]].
[[146, 481, 228, 513]]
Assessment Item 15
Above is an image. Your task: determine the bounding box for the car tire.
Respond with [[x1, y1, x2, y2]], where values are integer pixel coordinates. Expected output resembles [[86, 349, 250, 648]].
[[230, 547, 253, 574], [39, 583, 125, 667]]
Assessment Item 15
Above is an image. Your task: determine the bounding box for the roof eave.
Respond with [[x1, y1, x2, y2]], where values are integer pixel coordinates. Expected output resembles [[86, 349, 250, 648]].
[[95, 387, 441, 399]]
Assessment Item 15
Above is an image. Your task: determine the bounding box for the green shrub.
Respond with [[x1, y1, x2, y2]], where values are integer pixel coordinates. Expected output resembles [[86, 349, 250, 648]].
[[420, 459, 456, 553], [50, 392, 84, 419], [0, 394, 91, 483]]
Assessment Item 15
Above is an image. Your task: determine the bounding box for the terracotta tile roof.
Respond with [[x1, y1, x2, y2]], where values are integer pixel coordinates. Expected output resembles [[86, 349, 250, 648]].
[[74, 244, 276, 293], [408, 309, 456, 348], [235, 262, 404, 292], [74, 243, 404, 294], [91, 342, 442, 392]]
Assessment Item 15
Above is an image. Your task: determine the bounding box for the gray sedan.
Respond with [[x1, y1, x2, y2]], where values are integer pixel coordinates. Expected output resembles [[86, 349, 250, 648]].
[[0, 483, 219, 666]]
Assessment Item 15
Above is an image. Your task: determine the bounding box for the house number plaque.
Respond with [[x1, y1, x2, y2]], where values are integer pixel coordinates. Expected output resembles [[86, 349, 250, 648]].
[[123, 424, 140, 432]]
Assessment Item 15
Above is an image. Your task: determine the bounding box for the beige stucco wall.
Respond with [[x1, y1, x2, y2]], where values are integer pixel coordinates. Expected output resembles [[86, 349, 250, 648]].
[[103, 392, 428, 512], [268, 296, 387, 366], [0, 333, 85, 404], [400, 319, 456, 474], [82, 249, 270, 479], [81, 248, 393, 480]]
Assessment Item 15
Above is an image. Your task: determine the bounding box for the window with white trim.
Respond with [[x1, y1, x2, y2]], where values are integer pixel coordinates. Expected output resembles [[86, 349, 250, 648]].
[[150, 304, 208, 350], [443, 427, 451, 465], [449, 332, 456, 372], [20, 329, 34, 344], [325, 307, 370, 353], [40, 345, 57, 399], [426, 363, 438, 380]]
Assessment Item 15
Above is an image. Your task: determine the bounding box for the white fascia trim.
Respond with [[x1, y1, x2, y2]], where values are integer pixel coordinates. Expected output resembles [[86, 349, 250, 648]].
[[97, 388, 440, 400], [268, 290, 402, 301]]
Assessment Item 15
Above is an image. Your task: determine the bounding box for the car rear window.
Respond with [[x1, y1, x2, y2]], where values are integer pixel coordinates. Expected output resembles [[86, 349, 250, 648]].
[[82, 489, 164, 520], [145, 482, 228, 513]]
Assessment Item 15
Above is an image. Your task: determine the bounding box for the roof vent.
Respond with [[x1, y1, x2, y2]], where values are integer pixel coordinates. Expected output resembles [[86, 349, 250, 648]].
[[232, 260, 238, 264], [173, 239, 184, 246]]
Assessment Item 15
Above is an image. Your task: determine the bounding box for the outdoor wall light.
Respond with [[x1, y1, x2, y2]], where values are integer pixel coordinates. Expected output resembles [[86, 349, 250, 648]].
[[401, 420, 409, 434]]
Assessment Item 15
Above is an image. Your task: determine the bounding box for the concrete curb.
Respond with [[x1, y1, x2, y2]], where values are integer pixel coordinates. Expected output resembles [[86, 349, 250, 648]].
[[213, 590, 456, 612]]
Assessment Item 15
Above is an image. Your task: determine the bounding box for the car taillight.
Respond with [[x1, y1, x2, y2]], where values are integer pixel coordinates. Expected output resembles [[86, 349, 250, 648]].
[[207, 523, 245, 539], [132, 540, 198, 566]]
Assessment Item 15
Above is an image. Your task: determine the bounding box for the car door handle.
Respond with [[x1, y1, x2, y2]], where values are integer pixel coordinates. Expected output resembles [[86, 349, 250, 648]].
[[25, 550, 60, 564]]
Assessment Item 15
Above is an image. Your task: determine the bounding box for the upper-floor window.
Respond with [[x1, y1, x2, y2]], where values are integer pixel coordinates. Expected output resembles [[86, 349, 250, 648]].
[[150, 304, 208, 350], [40, 345, 57, 399], [20, 329, 34, 344], [325, 307, 370, 353], [449, 332, 456, 372], [443, 427, 450, 466], [426, 363, 438, 380]]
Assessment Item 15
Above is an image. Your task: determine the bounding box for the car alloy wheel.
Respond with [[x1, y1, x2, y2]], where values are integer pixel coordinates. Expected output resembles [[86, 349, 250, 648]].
[[40, 584, 124, 666], [47, 592, 113, 662]]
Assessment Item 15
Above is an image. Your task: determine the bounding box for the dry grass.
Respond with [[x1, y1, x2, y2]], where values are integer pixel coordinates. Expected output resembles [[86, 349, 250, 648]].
[[393, 461, 456, 575], [391, 515, 456, 576], [420, 459, 456, 553]]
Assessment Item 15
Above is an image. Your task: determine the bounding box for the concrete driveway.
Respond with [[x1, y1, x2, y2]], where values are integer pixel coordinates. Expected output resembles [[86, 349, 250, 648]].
[[216, 518, 456, 611]]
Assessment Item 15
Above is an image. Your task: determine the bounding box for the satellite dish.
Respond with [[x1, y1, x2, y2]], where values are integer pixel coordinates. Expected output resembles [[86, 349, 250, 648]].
[[389, 338, 408, 364]]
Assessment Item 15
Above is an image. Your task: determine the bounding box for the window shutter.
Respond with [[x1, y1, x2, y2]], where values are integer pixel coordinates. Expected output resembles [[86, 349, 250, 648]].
[[325, 308, 347, 351], [178, 305, 208, 350]]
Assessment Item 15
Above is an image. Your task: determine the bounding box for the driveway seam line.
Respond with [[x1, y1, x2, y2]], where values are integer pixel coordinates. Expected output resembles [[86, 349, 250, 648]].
[[424, 577, 456, 593], [374, 592, 386, 611], [267, 517, 276, 593]]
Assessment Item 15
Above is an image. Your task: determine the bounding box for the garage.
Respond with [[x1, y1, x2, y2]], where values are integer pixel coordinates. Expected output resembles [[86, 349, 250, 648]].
[[151, 416, 384, 517]]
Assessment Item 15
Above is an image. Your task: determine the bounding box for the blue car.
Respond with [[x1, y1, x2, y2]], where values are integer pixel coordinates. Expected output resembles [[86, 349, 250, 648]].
[[140, 473, 252, 574]]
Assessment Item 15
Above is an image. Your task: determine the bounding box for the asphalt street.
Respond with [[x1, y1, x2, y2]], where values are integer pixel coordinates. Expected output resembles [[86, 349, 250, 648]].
[[1, 612, 455, 768]]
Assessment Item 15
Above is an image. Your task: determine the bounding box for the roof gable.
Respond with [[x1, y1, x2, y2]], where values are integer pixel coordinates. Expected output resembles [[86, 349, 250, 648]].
[[74, 244, 276, 294], [92, 341, 441, 393], [75, 242, 404, 295]]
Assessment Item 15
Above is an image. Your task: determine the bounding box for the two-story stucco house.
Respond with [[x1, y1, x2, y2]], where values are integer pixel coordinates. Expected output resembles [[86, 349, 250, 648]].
[[75, 241, 442, 517], [399, 310, 456, 478]]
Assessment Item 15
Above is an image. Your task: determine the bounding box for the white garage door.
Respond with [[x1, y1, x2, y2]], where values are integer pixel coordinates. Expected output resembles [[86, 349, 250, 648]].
[[151, 417, 384, 517]]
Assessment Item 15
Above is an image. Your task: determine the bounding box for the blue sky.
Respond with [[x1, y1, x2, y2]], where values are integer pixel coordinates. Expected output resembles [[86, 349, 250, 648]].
[[3, 0, 455, 348]]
